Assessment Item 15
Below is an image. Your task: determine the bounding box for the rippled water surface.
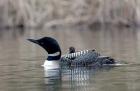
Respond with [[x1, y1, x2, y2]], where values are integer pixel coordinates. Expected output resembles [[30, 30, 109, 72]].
[[0, 26, 140, 91]]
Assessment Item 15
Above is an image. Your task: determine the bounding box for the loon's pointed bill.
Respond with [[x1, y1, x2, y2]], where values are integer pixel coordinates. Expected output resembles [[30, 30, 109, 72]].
[[27, 39, 39, 44]]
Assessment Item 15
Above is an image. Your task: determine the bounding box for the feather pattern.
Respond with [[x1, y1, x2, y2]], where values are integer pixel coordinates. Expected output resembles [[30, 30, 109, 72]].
[[61, 49, 115, 66]]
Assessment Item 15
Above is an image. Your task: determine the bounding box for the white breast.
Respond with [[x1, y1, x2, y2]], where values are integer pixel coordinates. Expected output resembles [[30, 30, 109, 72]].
[[42, 60, 60, 70]]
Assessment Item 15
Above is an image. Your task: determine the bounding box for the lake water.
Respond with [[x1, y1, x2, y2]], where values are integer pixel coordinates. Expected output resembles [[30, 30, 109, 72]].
[[0, 26, 140, 91]]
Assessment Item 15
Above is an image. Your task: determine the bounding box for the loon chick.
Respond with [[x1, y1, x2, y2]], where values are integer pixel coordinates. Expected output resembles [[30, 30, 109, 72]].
[[69, 47, 76, 53], [28, 37, 116, 69]]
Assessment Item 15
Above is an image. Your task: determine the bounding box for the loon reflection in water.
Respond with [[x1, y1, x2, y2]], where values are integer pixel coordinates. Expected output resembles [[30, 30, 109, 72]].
[[44, 66, 113, 91]]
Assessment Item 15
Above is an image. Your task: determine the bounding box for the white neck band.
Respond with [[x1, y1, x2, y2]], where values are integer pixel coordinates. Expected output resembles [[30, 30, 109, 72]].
[[48, 52, 60, 57]]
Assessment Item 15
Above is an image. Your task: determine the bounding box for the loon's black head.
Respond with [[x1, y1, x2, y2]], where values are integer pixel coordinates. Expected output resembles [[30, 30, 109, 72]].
[[28, 37, 61, 60]]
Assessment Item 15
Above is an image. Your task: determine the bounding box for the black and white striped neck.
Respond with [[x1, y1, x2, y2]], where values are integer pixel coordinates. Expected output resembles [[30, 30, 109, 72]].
[[47, 52, 61, 61]]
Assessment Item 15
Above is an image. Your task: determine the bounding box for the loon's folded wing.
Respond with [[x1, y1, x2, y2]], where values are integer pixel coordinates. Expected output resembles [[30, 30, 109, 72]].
[[70, 51, 100, 66], [61, 49, 95, 59], [61, 49, 95, 65], [61, 49, 116, 67]]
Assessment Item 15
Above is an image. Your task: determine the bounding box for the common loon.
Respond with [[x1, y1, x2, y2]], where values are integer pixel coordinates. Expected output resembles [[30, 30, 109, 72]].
[[28, 37, 116, 69]]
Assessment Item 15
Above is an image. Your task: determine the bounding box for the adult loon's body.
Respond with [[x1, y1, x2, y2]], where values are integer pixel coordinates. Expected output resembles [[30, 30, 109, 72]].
[[28, 37, 116, 69]]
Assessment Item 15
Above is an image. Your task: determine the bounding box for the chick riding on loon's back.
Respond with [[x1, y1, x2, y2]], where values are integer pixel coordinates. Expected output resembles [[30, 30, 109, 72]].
[[28, 37, 116, 69]]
